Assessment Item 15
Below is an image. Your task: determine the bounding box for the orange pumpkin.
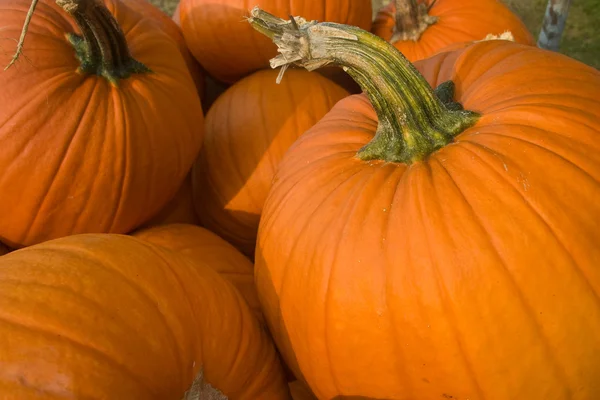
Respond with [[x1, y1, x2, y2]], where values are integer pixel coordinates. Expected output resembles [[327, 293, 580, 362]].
[[251, 9, 600, 399], [0, 233, 290, 399], [126, 0, 205, 98], [176, 0, 373, 83], [141, 173, 200, 229], [372, 0, 534, 61], [132, 223, 262, 321], [192, 69, 349, 258], [0, 0, 204, 248]]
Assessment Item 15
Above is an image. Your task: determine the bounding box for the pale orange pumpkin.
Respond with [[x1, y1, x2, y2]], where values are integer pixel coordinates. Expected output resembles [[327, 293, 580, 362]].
[[250, 9, 600, 399], [192, 68, 349, 258], [0, 233, 290, 399]]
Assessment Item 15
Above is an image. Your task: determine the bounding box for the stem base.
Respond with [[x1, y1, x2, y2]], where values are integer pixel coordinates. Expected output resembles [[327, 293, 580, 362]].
[[68, 33, 150, 86]]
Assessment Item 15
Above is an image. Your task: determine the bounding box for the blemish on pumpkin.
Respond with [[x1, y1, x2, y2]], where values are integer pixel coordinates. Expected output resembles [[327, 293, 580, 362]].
[[422, 378, 430, 383], [442, 394, 455, 399]]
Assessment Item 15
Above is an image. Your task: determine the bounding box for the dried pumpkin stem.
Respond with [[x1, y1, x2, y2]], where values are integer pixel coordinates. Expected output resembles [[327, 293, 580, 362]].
[[392, 0, 437, 42], [60, 0, 150, 85], [247, 7, 479, 164]]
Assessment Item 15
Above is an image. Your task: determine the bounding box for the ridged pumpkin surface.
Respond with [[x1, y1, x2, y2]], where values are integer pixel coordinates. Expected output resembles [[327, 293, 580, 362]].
[[177, 0, 373, 83], [255, 41, 600, 399], [372, 0, 535, 61], [0, 0, 204, 248], [193, 69, 349, 258], [132, 223, 262, 321], [127, 0, 205, 97], [0, 234, 289, 399]]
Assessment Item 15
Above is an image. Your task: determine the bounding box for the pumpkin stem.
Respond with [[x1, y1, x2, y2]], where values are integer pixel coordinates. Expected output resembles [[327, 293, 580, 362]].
[[392, 0, 438, 42], [247, 7, 480, 164], [58, 0, 151, 86]]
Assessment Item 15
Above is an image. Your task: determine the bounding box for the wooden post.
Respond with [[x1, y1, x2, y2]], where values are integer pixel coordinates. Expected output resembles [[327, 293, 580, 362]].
[[537, 0, 573, 51]]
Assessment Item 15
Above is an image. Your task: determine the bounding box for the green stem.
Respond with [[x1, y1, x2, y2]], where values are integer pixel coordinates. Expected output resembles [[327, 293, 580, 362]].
[[392, 0, 438, 42], [247, 7, 479, 164], [58, 0, 150, 86]]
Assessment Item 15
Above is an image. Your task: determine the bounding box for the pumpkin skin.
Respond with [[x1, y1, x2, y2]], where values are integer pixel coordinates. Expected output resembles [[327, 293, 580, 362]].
[[255, 41, 600, 399], [126, 0, 205, 98], [0, 0, 204, 248], [0, 233, 290, 399], [177, 0, 373, 83], [132, 223, 262, 321], [192, 69, 349, 258], [372, 0, 535, 61], [141, 172, 200, 228]]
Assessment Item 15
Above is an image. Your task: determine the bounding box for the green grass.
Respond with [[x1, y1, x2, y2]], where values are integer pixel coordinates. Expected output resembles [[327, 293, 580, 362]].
[[151, 0, 600, 69], [503, 0, 600, 68]]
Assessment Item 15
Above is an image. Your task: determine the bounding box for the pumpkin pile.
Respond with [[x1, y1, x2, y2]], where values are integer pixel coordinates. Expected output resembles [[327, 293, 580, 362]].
[[0, 0, 598, 399]]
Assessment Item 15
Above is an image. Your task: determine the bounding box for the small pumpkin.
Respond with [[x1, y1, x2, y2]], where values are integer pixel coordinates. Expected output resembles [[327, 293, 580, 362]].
[[132, 223, 262, 321], [0, 0, 204, 248], [0, 233, 290, 399], [176, 0, 373, 83], [141, 173, 200, 229], [250, 9, 600, 399], [372, 0, 535, 61], [126, 0, 205, 98], [192, 68, 349, 258]]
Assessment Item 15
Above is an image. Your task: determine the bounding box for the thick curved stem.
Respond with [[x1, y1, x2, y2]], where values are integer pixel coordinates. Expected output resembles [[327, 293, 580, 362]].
[[392, 0, 437, 42], [248, 7, 479, 164], [59, 0, 151, 86], [5, 0, 150, 85]]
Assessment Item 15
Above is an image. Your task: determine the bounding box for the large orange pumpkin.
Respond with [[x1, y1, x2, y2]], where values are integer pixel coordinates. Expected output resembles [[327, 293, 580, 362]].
[[192, 68, 349, 258], [126, 0, 205, 97], [250, 9, 600, 399], [0, 0, 204, 248], [132, 223, 262, 321], [176, 0, 373, 83], [372, 0, 534, 61], [0, 233, 290, 399]]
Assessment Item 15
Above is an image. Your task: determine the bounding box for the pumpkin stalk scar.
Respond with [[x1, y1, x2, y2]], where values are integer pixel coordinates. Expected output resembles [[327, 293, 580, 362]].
[[392, 0, 438, 42], [182, 368, 228, 400], [6, 0, 151, 85], [248, 7, 480, 164]]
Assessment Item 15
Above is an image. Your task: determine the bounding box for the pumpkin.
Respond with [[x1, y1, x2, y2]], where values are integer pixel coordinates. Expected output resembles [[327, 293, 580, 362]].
[[192, 68, 349, 258], [372, 0, 535, 61], [141, 173, 200, 229], [132, 223, 262, 321], [250, 8, 600, 399], [126, 0, 205, 98], [0, 0, 204, 248], [0, 233, 290, 399], [176, 0, 373, 83]]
